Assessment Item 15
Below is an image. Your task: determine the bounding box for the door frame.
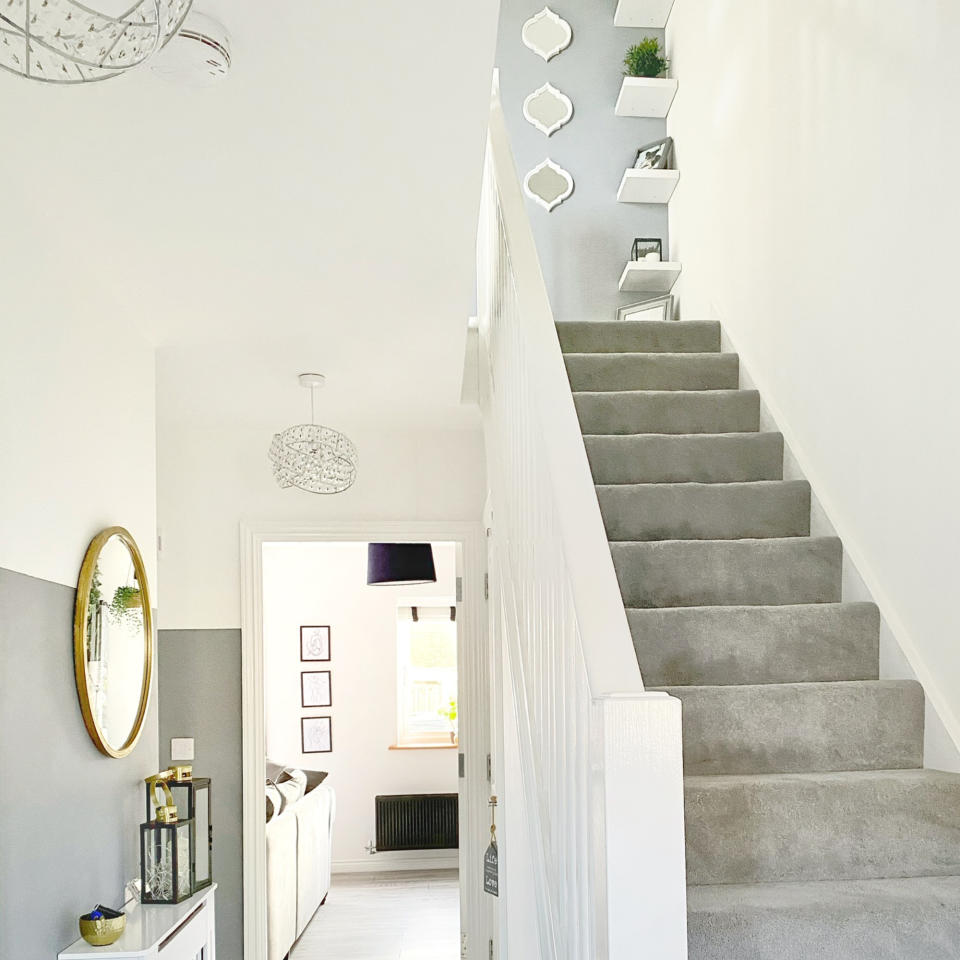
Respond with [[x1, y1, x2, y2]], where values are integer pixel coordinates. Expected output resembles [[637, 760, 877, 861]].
[[239, 520, 488, 960]]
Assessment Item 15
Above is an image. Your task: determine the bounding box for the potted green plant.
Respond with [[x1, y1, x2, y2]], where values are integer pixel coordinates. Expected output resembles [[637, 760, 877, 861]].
[[110, 584, 143, 624], [439, 698, 458, 744], [623, 37, 668, 78]]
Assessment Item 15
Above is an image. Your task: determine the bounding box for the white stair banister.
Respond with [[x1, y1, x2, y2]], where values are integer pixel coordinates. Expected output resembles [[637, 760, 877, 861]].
[[476, 74, 688, 959]]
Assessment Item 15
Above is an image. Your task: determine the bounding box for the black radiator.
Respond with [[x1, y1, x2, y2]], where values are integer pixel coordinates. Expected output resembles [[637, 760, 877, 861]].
[[375, 793, 459, 851]]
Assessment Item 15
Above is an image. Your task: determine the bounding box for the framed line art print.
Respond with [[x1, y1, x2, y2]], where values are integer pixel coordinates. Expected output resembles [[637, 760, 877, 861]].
[[300, 625, 331, 662], [301, 670, 332, 708], [302, 716, 332, 754]]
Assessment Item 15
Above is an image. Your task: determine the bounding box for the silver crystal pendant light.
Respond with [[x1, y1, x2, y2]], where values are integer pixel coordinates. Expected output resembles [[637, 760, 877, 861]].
[[0, 0, 193, 84], [269, 374, 357, 495]]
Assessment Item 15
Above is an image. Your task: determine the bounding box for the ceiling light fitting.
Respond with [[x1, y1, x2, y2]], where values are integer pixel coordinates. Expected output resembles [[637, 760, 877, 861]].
[[0, 0, 193, 83], [269, 374, 358, 495]]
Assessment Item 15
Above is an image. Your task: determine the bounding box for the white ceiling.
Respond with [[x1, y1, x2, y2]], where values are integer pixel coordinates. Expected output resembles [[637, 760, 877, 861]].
[[0, 0, 500, 429]]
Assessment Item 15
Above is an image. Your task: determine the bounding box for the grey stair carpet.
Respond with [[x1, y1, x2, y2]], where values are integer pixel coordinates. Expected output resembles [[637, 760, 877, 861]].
[[560, 317, 960, 957]]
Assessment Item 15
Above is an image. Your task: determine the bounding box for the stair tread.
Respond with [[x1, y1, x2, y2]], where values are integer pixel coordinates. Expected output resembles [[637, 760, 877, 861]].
[[576, 390, 760, 435], [556, 320, 721, 354]]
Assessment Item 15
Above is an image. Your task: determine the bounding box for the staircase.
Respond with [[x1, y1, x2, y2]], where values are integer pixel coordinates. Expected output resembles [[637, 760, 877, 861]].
[[559, 318, 960, 959]]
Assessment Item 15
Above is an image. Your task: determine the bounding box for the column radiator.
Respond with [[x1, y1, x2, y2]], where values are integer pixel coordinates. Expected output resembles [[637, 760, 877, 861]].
[[375, 793, 459, 851]]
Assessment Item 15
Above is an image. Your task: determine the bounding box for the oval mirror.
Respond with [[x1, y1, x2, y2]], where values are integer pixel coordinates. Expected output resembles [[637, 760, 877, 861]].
[[74, 527, 153, 758]]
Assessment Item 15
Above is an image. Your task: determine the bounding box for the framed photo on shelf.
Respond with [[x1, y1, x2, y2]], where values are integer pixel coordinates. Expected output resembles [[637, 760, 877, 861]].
[[633, 136, 674, 170], [302, 716, 332, 754], [300, 625, 331, 662], [301, 670, 332, 708]]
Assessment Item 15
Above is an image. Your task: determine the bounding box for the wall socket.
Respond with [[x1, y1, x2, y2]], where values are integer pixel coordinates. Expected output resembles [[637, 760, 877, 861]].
[[170, 737, 195, 762]]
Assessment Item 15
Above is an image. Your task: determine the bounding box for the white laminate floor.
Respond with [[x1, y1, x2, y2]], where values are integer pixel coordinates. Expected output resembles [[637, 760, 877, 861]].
[[292, 870, 460, 960]]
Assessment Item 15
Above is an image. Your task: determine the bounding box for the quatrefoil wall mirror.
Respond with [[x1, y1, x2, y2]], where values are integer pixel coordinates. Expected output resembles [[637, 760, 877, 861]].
[[524, 159, 574, 212], [521, 7, 573, 62], [74, 526, 154, 758], [523, 83, 574, 137]]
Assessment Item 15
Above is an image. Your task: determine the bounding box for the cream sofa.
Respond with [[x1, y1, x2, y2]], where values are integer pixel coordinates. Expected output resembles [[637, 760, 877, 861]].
[[266, 767, 335, 960]]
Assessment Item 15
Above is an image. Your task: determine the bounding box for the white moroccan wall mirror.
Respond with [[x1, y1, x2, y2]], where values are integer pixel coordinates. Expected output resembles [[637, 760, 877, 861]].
[[74, 526, 153, 758], [524, 158, 574, 212], [523, 82, 574, 137], [521, 6, 573, 62]]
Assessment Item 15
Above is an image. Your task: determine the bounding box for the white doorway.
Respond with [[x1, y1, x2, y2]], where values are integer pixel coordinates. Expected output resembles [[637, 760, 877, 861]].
[[240, 522, 489, 960]]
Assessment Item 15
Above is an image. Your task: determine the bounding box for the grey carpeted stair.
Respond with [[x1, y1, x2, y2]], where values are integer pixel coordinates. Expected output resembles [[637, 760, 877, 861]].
[[575, 389, 760, 435], [661, 679, 923, 775], [559, 316, 960, 956], [597, 480, 810, 541], [585, 432, 784, 484], [688, 877, 960, 960], [685, 769, 960, 885], [564, 352, 739, 391], [628, 603, 880, 686], [557, 319, 720, 353], [612, 537, 842, 608]]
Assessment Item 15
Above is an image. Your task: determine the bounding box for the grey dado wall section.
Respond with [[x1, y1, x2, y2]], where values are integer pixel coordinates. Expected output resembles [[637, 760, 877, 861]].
[[496, 0, 669, 322], [0, 568, 159, 960], [159, 629, 243, 960]]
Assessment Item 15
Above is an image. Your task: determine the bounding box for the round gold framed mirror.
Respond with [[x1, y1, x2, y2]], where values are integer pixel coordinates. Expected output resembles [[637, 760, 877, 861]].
[[73, 526, 154, 758]]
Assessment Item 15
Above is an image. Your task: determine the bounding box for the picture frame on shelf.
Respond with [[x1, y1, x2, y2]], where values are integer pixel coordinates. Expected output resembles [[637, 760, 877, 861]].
[[301, 670, 332, 709], [300, 625, 331, 662], [633, 136, 674, 170], [616, 295, 675, 324], [301, 716, 332, 754]]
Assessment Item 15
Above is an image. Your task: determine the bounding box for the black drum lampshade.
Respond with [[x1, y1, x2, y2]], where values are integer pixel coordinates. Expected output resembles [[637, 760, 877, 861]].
[[367, 543, 437, 586]]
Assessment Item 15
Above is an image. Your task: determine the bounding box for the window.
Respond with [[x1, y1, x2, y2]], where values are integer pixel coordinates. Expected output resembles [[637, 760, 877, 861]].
[[397, 604, 457, 746]]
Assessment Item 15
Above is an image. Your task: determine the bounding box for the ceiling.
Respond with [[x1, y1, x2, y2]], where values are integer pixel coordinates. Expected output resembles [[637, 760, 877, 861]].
[[0, 0, 501, 430]]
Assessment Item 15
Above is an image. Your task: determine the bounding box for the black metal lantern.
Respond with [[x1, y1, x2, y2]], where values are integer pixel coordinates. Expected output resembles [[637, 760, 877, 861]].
[[367, 543, 437, 586], [144, 772, 213, 892], [140, 781, 194, 904], [631, 237, 663, 262]]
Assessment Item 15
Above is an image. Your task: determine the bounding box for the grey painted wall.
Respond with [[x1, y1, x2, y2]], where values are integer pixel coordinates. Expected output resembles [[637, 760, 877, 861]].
[[158, 629, 243, 960], [495, 0, 669, 322], [0, 567, 159, 960]]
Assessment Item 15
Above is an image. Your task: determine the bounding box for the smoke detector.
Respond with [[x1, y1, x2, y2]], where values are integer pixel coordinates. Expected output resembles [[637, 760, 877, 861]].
[[150, 11, 231, 87]]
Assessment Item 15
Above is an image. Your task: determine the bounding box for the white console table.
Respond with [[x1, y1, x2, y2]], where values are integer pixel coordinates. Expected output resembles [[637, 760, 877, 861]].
[[59, 885, 216, 960]]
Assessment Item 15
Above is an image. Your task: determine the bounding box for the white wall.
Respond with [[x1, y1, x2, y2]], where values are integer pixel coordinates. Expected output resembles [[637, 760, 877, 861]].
[[156, 412, 486, 629], [666, 1, 960, 750], [0, 311, 158, 590], [262, 540, 459, 869]]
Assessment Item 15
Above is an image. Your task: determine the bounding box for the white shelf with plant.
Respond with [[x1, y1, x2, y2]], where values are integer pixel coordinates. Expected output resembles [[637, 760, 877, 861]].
[[618, 260, 682, 294], [614, 0, 676, 29], [616, 37, 677, 118]]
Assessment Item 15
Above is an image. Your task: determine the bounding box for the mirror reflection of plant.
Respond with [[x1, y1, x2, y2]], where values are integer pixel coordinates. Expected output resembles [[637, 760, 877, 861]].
[[87, 564, 103, 659], [623, 38, 668, 78], [109, 584, 143, 625]]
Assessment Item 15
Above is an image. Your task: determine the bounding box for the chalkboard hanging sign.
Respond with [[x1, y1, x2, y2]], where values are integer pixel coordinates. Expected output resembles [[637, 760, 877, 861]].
[[484, 841, 499, 897]]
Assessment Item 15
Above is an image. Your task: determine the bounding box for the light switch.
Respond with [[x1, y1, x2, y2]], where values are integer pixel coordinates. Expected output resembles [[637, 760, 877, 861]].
[[171, 737, 195, 762]]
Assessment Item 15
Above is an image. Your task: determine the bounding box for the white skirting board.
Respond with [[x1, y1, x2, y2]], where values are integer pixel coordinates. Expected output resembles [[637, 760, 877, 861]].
[[333, 854, 459, 874]]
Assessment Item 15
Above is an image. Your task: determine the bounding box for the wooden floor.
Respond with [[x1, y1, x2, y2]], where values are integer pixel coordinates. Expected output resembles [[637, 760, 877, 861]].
[[292, 870, 460, 960]]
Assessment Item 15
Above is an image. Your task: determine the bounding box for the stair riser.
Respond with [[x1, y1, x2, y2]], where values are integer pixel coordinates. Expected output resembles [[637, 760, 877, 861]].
[[564, 353, 739, 391], [685, 772, 960, 885], [585, 433, 784, 484], [557, 320, 720, 353], [612, 538, 842, 608], [598, 481, 810, 541], [576, 390, 760, 435], [688, 877, 960, 960], [663, 680, 923, 775], [629, 603, 881, 686]]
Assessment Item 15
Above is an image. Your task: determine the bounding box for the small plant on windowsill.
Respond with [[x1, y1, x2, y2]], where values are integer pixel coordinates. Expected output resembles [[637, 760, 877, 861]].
[[623, 37, 669, 79], [438, 699, 458, 745]]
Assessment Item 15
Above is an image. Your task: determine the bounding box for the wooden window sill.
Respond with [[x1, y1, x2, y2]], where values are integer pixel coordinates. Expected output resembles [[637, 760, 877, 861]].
[[389, 743, 459, 751]]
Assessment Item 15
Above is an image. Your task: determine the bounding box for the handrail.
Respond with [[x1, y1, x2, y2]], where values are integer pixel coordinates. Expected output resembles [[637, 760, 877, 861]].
[[477, 74, 688, 959]]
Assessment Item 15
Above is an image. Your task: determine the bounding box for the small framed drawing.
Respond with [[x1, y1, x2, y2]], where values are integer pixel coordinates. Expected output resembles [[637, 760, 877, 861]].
[[302, 716, 332, 754], [301, 670, 332, 708], [633, 136, 674, 170], [300, 625, 331, 662]]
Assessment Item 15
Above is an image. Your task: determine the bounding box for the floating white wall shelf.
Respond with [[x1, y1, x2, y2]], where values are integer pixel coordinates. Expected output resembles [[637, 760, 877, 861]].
[[617, 168, 680, 204], [614, 0, 676, 28], [618, 260, 682, 294], [615, 77, 679, 118]]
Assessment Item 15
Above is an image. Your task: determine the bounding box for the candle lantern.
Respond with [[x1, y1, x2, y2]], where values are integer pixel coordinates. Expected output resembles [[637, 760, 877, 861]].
[[144, 767, 213, 893], [140, 780, 194, 904], [631, 237, 663, 262]]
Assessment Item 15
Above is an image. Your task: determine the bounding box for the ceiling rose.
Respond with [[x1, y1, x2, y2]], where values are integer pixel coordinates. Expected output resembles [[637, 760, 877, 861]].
[[268, 374, 358, 495], [0, 0, 193, 83]]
